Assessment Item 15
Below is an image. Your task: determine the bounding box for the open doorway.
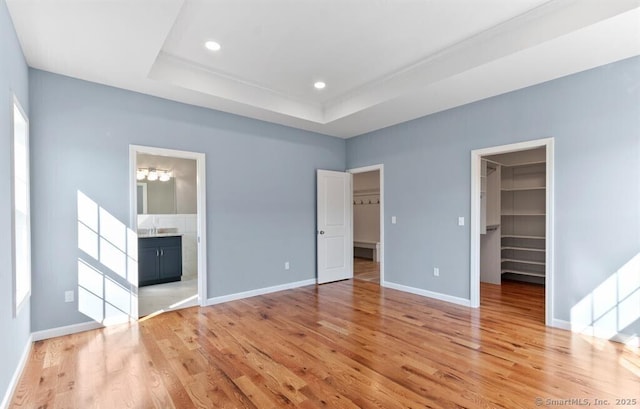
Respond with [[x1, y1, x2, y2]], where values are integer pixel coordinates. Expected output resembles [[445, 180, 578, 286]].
[[349, 165, 384, 285], [470, 138, 554, 325], [130, 145, 207, 318]]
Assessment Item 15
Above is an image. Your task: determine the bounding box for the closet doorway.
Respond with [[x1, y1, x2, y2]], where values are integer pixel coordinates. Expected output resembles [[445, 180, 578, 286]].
[[349, 165, 384, 285], [470, 138, 554, 325]]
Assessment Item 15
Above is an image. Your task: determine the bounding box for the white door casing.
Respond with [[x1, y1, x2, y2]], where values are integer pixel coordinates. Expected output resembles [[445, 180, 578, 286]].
[[348, 164, 384, 285], [129, 145, 207, 315], [317, 170, 353, 284], [470, 137, 554, 326]]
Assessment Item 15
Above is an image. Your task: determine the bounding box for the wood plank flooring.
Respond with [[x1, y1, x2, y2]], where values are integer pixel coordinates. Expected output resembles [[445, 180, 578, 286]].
[[10, 280, 640, 408], [353, 257, 380, 283]]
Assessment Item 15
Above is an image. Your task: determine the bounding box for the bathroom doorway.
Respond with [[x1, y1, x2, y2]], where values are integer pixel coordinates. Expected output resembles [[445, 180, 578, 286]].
[[130, 145, 207, 318]]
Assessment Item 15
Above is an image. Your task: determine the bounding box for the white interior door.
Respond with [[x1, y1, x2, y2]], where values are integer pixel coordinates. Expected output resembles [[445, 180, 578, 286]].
[[317, 170, 353, 284]]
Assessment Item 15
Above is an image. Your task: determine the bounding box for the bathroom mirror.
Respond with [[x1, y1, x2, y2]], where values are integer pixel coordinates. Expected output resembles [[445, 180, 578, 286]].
[[136, 153, 196, 215], [137, 178, 177, 214]]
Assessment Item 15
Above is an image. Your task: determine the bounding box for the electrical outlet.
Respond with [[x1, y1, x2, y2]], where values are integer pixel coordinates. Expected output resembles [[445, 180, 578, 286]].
[[64, 290, 74, 303], [284, 261, 290, 270], [433, 267, 440, 277]]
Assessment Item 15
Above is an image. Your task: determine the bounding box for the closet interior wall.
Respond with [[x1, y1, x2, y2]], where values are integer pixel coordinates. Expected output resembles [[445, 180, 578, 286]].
[[353, 171, 380, 260], [480, 147, 547, 285]]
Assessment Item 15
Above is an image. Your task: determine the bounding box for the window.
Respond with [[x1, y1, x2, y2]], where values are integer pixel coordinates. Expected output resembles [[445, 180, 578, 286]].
[[12, 96, 30, 315]]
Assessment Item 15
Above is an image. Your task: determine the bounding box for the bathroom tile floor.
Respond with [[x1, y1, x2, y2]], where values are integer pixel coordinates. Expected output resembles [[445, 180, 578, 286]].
[[138, 276, 198, 317]]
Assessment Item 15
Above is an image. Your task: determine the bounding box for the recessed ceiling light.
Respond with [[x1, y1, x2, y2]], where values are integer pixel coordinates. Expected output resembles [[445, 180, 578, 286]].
[[314, 81, 326, 90], [205, 41, 221, 51]]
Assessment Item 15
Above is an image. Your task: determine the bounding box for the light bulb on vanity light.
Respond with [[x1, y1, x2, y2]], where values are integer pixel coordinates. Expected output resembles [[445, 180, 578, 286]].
[[158, 171, 171, 182], [147, 169, 158, 181], [136, 169, 148, 180]]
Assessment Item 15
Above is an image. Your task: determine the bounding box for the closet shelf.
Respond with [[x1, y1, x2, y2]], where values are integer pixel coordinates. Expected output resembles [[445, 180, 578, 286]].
[[501, 246, 545, 252], [501, 213, 545, 216], [501, 234, 545, 239], [353, 189, 380, 197], [501, 269, 545, 278], [501, 187, 545, 191], [502, 258, 545, 266]]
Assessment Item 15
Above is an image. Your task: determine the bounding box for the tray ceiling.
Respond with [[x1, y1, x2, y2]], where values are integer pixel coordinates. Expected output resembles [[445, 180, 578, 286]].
[[7, 0, 640, 138]]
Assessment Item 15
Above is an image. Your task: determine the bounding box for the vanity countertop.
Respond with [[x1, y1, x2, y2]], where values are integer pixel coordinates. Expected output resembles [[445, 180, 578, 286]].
[[137, 228, 183, 238]]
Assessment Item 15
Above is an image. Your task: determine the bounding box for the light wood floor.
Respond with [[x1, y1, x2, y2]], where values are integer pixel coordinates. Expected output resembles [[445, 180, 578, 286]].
[[10, 280, 639, 408], [353, 257, 380, 283]]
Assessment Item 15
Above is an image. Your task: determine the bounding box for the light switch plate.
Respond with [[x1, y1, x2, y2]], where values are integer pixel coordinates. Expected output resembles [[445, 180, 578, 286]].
[[391, 216, 397, 224], [458, 216, 465, 226]]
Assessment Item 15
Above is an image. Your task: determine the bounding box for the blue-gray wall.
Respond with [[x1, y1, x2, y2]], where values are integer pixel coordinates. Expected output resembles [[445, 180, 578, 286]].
[[29, 69, 345, 331], [347, 56, 640, 336], [0, 0, 31, 403]]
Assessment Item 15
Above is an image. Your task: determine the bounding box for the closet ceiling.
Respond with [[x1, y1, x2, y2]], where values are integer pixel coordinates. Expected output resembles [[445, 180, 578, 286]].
[[7, 0, 640, 138]]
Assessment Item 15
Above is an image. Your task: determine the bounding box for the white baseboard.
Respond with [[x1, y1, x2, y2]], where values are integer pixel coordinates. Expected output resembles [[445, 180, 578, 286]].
[[206, 278, 316, 306], [32, 321, 103, 341], [551, 318, 571, 330], [1, 334, 33, 409], [382, 280, 472, 307]]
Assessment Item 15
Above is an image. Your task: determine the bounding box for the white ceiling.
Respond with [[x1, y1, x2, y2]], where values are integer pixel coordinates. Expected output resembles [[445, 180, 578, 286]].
[[6, 0, 640, 138]]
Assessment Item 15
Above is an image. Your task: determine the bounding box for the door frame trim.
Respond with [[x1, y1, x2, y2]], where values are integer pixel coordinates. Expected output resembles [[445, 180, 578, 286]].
[[347, 164, 384, 285], [470, 138, 554, 325], [129, 145, 207, 314]]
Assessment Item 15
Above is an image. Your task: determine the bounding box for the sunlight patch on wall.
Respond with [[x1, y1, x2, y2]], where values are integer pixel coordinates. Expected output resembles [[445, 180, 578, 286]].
[[77, 191, 138, 325], [570, 253, 640, 343], [78, 260, 104, 323]]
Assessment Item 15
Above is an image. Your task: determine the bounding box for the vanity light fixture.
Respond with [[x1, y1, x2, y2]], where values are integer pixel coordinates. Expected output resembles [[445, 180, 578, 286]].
[[137, 168, 172, 182]]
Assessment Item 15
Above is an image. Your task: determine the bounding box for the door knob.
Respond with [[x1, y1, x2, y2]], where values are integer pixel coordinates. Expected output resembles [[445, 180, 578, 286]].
[[319, 230, 325, 235]]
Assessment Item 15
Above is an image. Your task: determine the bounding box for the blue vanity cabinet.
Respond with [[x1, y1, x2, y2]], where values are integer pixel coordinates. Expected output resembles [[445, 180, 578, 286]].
[[138, 236, 182, 287]]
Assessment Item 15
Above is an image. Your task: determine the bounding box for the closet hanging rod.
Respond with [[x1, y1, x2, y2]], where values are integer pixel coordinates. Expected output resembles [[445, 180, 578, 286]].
[[483, 158, 503, 166]]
